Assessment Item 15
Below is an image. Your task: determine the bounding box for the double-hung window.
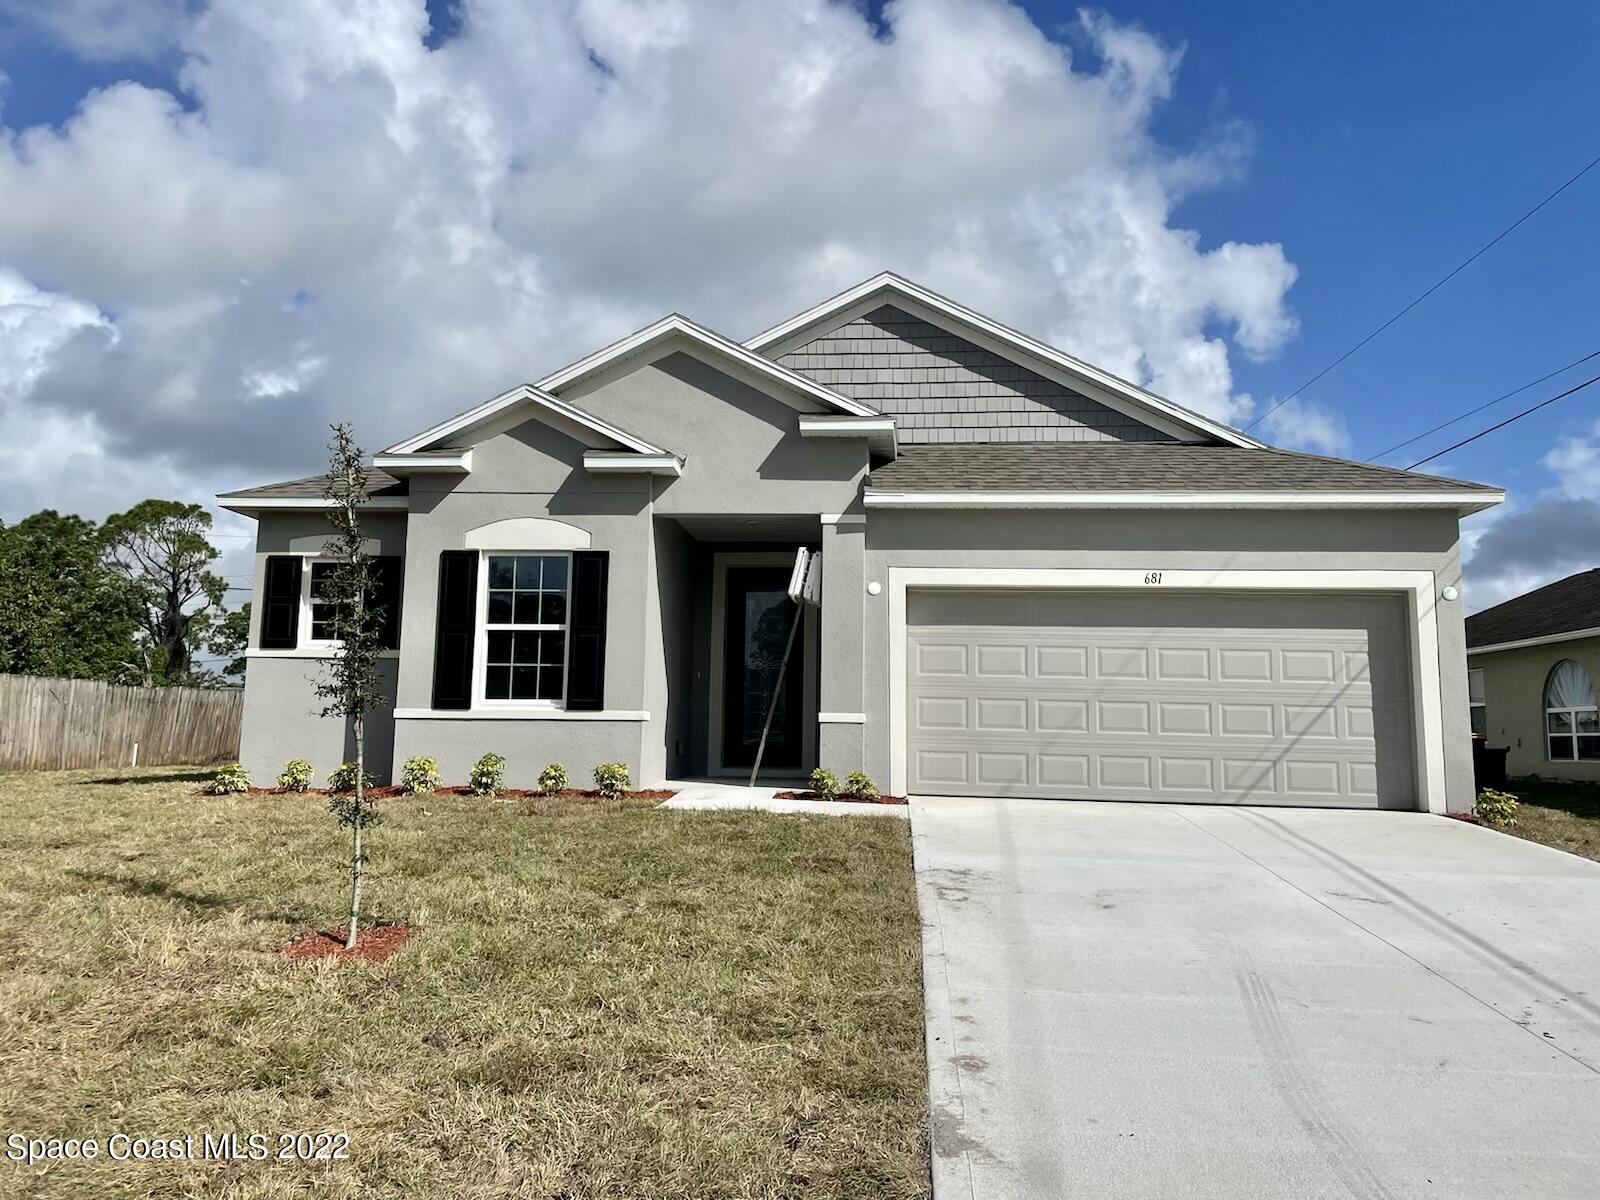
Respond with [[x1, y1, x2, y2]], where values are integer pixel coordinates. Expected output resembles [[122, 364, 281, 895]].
[[480, 553, 569, 704], [1468, 668, 1486, 738], [304, 559, 340, 647], [1544, 660, 1599, 762]]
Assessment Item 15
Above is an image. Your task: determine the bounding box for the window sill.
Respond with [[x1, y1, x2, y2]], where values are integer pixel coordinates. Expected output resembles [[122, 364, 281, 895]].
[[394, 707, 649, 722], [248, 649, 400, 660]]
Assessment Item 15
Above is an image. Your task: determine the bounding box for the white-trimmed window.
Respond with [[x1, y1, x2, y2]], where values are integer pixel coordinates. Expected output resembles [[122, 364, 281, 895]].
[[1468, 668, 1486, 737], [303, 558, 340, 647], [1544, 660, 1599, 761], [477, 552, 569, 704]]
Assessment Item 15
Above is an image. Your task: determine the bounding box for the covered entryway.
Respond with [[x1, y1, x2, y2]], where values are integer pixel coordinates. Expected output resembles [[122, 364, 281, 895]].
[[905, 589, 1416, 808]]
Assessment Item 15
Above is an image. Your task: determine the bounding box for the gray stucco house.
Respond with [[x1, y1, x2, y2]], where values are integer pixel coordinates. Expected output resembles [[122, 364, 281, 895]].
[[1466, 567, 1600, 781], [220, 273, 1503, 812]]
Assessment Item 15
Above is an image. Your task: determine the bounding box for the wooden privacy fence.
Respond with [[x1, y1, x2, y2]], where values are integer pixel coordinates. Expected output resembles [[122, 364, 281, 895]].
[[0, 675, 243, 772]]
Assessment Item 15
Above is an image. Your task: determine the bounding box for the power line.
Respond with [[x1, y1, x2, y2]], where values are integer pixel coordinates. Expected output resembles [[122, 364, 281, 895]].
[[1406, 372, 1600, 469], [1244, 151, 1600, 434], [1365, 349, 1600, 462]]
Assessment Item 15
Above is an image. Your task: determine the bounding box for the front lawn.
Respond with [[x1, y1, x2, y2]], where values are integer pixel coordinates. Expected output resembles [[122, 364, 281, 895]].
[[1499, 776, 1600, 864], [0, 767, 928, 1199]]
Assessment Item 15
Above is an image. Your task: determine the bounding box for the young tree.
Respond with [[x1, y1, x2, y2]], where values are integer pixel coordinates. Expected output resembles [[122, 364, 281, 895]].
[[313, 424, 388, 948], [101, 500, 227, 684]]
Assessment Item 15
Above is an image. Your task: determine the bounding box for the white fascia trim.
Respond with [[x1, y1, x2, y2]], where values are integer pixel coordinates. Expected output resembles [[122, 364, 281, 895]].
[[372, 449, 472, 473], [394, 707, 649, 721], [383, 384, 669, 457], [537, 314, 879, 418], [746, 272, 1263, 449], [863, 489, 1505, 513], [582, 450, 684, 476], [1467, 626, 1600, 656], [885, 566, 1448, 815], [798, 415, 896, 436], [818, 711, 867, 723], [798, 414, 898, 458], [217, 495, 409, 514]]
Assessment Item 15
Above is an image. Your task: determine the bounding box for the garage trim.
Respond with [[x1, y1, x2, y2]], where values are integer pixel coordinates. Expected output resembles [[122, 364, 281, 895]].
[[886, 568, 1446, 812]]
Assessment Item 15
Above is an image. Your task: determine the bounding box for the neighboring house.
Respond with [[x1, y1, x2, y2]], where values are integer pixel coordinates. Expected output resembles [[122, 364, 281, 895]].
[[220, 273, 1503, 811], [1465, 568, 1600, 780]]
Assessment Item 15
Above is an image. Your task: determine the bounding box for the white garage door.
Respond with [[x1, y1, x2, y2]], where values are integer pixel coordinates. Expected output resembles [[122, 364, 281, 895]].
[[906, 590, 1416, 808]]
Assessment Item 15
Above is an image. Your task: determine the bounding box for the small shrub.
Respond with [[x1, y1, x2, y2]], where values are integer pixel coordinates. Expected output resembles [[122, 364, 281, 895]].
[[593, 762, 631, 799], [399, 755, 441, 796], [844, 770, 879, 801], [538, 763, 569, 796], [277, 759, 314, 792], [1475, 787, 1519, 828], [205, 763, 251, 795], [808, 767, 839, 800], [470, 752, 507, 797], [328, 762, 377, 793]]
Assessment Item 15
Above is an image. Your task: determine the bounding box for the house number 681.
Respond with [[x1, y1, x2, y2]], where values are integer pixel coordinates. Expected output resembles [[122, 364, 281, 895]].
[[1143, 571, 1163, 584]]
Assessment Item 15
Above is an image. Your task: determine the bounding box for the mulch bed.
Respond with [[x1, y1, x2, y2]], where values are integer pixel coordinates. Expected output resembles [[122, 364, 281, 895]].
[[773, 790, 908, 806], [1445, 812, 1481, 824], [283, 922, 413, 964], [240, 786, 677, 800]]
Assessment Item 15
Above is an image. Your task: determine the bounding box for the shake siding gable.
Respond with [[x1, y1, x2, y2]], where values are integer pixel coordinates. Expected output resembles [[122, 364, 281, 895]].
[[777, 304, 1175, 445]]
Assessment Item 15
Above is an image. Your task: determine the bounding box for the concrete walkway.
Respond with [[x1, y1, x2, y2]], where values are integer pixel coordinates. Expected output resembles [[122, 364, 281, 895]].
[[912, 797, 1600, 1200], [659, 779, 908, 818]]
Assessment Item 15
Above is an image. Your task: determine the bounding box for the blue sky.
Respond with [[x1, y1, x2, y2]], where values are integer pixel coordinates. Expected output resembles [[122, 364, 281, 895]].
[[1084, 0, 1600, 492], [0, 0, 1595, 611]]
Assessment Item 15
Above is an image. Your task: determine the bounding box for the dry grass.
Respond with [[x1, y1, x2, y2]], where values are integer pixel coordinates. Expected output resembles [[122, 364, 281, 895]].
[[1499, 776, 1600, 864], [0, 767, 928, 1199]]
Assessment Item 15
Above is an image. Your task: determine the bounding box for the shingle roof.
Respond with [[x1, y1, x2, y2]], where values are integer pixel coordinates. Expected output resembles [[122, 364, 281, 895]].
[[1466, 569, 1600, 649], [220, 469, 407, 500], [865, 444, 1500, 494]]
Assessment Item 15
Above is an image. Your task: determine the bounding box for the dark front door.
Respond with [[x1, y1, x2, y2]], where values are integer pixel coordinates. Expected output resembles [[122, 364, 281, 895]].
[[723, 566, 804, 772]]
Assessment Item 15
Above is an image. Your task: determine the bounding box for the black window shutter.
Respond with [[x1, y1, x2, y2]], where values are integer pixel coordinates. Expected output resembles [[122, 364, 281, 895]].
[[431, 551, 478, 709], [567, 550, 610, 711], [259, 556, 302, 649], [368, 556, 403, 651]]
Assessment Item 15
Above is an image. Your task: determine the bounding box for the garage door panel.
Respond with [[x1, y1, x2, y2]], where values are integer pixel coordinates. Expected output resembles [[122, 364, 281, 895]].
[[906, 590, 1415, 809]]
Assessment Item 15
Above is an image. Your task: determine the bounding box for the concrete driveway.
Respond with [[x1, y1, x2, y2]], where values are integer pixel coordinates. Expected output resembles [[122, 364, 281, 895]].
[[912, 798, 1600, 1199]]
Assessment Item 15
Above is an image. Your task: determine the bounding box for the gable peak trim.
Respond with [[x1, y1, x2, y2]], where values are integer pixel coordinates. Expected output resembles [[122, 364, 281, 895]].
[[383, 383, 668, 457], [535, 312, 879, 417]]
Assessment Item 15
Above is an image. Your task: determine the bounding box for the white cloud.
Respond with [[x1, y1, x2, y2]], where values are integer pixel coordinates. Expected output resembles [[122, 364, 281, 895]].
[[0, 0, 190, 62], [1258, 396, 1351, 456], [1461, 420, 1600, 611], [0, 0, 1302, 526], [1541, 420, 1600, 500]]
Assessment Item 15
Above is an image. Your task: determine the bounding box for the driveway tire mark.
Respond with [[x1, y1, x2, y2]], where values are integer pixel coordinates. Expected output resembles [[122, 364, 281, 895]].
[[1237, 967, 1399, 1200], [1170, 805, 1600, 1079]]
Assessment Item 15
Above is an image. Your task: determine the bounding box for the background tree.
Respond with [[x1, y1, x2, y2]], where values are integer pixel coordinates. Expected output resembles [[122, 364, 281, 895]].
[[0, 511, 143, 681], [313, 424, 387, 948], [102, 500, 227, 684], [208, 602, 251, 683]]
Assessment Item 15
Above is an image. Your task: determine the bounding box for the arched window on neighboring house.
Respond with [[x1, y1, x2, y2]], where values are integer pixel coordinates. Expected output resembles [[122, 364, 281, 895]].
[[1544, 660, 1599, 762]]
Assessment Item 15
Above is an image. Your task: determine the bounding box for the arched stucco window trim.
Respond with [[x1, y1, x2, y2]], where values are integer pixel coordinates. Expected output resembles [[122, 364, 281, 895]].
[[463, 517, 591, 551]]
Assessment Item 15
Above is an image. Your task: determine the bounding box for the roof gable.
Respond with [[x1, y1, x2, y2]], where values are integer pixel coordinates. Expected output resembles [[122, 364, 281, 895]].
[[778, 302, 1175, 445], [748, 272, 1262, 448], [1466, 568, 1600, 650], [384, 383, 670, 457], [536, 313, 878, 417]]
